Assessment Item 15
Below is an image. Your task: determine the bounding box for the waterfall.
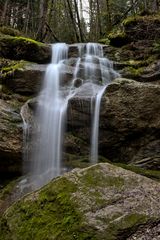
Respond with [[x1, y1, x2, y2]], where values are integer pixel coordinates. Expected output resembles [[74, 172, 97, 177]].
[[30, 43, 69, 189], [22, 42, 119, 190], [79, 43, 120, 163]]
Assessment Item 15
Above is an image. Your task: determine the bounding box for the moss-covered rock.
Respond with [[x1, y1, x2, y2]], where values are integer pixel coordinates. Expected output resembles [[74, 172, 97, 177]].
[[108, 31, 130, 47], [0, 35, 51, 63], [120, 65, 145, 80], [0, 59, 27, 83], [123, 15, 160, 41], [1, 62, 46, 95], [0, 163, 160, 239]]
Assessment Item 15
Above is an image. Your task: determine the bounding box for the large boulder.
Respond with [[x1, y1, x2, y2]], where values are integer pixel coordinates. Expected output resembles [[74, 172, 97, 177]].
[[68, 78, 160, 169], [0, 163, 159, 239]]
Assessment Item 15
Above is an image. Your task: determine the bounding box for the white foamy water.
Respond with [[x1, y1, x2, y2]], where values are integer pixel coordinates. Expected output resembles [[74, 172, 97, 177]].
[[22, 42, 119, 190], [30, 43, 70, 189]]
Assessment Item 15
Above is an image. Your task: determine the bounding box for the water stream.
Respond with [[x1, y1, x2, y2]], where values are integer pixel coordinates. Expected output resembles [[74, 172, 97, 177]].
[[22, 42, 119, 190]]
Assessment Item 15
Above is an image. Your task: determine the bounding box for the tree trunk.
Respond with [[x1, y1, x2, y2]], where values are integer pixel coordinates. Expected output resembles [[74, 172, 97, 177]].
[[66, 0, 80, 42], [1, 0, 9, 25], [96, 0, 102, 38], [36, 0, 49, 41], [24, 0, 30, 34], [73, 0, 84, 42], [105, 0, 112, 32]]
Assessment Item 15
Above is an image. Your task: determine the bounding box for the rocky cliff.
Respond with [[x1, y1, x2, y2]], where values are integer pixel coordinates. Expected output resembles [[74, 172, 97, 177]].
[[1, 15, 160, 179]]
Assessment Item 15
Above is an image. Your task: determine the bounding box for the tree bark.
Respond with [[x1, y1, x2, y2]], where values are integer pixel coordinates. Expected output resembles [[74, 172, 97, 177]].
[[96, 0, 102, 38], [66, 0, 80, 42], [36, 0, 49, 41], [24, 0, 30, 34], [1, 0, 9, 25], [73, 0, 84, 42]]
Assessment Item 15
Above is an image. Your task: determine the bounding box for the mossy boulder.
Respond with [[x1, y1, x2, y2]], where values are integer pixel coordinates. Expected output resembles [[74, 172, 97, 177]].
[[0, 35, 51, 63], [107, 14, 160, 76], [108, 31, 130, 47], [1, 61, 46, 95], [0, 163, 160, 239], [123, 15, 160, 41]]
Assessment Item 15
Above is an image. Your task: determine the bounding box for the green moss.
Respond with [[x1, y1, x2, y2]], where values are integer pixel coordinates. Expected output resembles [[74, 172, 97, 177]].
[[0, 34, 50, 63], [122, 59, 148, 68], [123, 16, 138, 27], [0, 180, 17, 201], [123, 66, 144, 78], [152, 40, 160, 53], [1, 60, 26, 80], [105, 213, 150, 240], [0, 34, 44, 46], [0, 164, 159, 240], [80, 165, 124, 189], [114, 163, 160, 181], [96, 158, 160, 182], [0, 177, 97, 240], [123, 15, 160, 27]]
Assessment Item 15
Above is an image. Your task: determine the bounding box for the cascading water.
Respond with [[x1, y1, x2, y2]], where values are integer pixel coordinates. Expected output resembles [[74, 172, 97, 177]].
[[73, 43, 120, 163], [22, 42, 119, 190], [30, 43, 69, 189]]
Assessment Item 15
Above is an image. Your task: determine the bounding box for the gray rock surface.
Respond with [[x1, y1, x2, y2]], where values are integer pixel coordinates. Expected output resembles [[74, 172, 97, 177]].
[[0, 163, 159, 239], [0, 99, 22, 177], [68, 78, 160, 168]]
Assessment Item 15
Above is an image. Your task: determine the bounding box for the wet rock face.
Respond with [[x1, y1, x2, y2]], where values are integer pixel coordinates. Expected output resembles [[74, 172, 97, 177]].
[[0, 99, 23, 178], [3, 63, 47, 95], [0, 163, 159, 239], [67, 78, 160, 167]]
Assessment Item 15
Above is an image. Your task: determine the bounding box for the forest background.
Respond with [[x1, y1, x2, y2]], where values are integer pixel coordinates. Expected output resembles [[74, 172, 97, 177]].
[[0, 0, 159, 43]]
